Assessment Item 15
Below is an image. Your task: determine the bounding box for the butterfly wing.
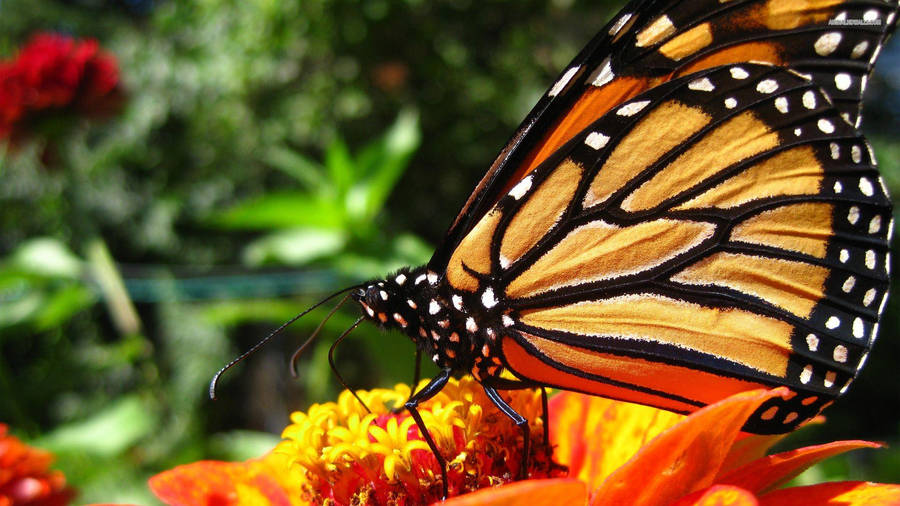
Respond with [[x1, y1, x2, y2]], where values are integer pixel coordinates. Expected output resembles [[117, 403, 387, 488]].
[[429, 0, 899, 272], [446, 63, 891, 433]]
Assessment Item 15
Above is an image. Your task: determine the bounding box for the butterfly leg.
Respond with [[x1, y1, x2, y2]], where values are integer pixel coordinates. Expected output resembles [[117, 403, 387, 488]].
[[483, 386, 530, 479], [393, 347, 423, 414], [406, 367, 452, 499], [540, 387, 551, 456]]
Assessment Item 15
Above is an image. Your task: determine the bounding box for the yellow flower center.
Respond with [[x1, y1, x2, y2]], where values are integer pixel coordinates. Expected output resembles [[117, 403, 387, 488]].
[[276, 376, 564, 504]]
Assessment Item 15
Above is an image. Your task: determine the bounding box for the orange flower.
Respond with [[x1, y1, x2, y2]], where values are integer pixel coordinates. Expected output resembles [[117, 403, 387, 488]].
[[445, 388, 900, 506], [149, 382, 900, 505], [0, 424, 74, 506], [151, 378, 562, 505]]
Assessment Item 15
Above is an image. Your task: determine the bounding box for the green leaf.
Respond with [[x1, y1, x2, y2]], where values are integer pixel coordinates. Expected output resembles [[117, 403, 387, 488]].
[[243, 227, 346, 266], [211, 193, 344, 230], [325, 137, 355, 195], [263, 145, 329, 191], [0, 289, 44, 329], [9, 238, 84, 278], [32, 284, 96, 331], [359, 109, 421, 221], [209, 430, 282, 460], [34, 395, 158, 457]]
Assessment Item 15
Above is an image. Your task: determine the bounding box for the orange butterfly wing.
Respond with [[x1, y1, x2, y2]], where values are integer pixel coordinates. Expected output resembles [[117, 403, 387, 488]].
[[430, 0, 898, 273], [445, 63, 891, 433]]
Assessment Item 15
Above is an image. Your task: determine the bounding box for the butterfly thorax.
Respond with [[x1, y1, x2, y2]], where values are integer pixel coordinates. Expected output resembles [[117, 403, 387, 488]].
[[353, 265, 511, 380]]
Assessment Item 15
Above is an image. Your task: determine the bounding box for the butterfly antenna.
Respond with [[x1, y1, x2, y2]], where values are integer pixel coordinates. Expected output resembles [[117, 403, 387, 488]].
[[290, 292, 351, 377], [209, 283, 364, 400], [328, 316, 371, 413]]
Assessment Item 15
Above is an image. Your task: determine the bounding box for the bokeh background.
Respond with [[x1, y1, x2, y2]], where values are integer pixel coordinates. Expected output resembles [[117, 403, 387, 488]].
[[1, 0, 898, 503]]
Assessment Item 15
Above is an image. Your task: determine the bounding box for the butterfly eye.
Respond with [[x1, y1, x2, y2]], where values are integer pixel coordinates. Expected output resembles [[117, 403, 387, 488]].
[[365, 285, 382, 307]]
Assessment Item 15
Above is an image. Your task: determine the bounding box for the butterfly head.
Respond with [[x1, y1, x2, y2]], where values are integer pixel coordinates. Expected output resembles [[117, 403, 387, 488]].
[[351, 266, 434, 331]]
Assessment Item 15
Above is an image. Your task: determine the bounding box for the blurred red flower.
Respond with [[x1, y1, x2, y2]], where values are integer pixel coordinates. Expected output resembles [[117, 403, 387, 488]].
[[0, 32, 121, 141], [0, 424, 74, 506]]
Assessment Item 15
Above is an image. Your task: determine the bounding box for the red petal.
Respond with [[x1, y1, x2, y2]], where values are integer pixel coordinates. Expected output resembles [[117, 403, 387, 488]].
[[589, 389, 784, 506], [672, 485, 760, 506], [718, 440, 882, 494], [548, 391, 683, 491], [148, 454, 306, 506], [438, 479, 587, 506], [759, 481, 900, 505]]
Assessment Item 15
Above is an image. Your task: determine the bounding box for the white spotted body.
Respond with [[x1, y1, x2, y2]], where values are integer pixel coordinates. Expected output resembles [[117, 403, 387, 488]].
[[354, 266, 514, 380]]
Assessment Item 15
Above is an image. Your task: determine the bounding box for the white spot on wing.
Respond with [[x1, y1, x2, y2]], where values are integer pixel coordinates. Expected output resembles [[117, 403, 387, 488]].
[[851, 145, 862, 163], [550, 66, 580, 97], [509, 176, 533, 200], [814, 32, 842, 56], [817, 118, 835, 134], [688, 77, 715, 92], [756, 79, 778, 93], [851, 40, 869, 59], [775, 96, 789, 113], [853, 317, 864, 338], [848, 206, 860, 225], [609, 13, 633, 36], [585, 132, 610, 150], [729, 66, 749, 79], [589, 58, 615, 87], [800, 365, 813, 384], [806, 333, 819, 351], [724, 97, 737, 109], [859, 177, 874, 196], [452, 294, 464, 310], [617, 100, 651, 116], [865, 249, 876, 270], [833, 345, 848, 363], [839, 249, 849, 263], [840, 378, 852, 394], [826, 316, 840, 329], [863, 288, 877, 307], [869, 215, 882, 234], [842, 276, 856, 293], [395, 274, 406, 285], [429, 300, 441, 315], [835, 73, 852, 91], [830, 142, 840, 159], [802, 91, 817, 109], [502, 314, 515, 327]]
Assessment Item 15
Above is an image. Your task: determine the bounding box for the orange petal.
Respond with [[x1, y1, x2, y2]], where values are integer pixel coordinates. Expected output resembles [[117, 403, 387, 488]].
[[548, 391, 683, 491], [717, 433, 788, 477], [438, 479, 588, 506], [590, 389, 784, 506], [718, 416, 824, 477], [759, 481, 900, 505], [672, 485, 760, 506], [148, 452, 307, 506], [718, 440, 882, 494]]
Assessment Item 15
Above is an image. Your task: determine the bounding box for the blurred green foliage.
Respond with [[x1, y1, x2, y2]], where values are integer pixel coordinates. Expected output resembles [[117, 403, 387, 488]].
[[0, 0, 898, 503]]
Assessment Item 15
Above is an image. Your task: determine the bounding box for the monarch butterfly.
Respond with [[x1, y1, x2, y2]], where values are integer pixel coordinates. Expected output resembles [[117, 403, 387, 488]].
[[212, 0, 897, 498]]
